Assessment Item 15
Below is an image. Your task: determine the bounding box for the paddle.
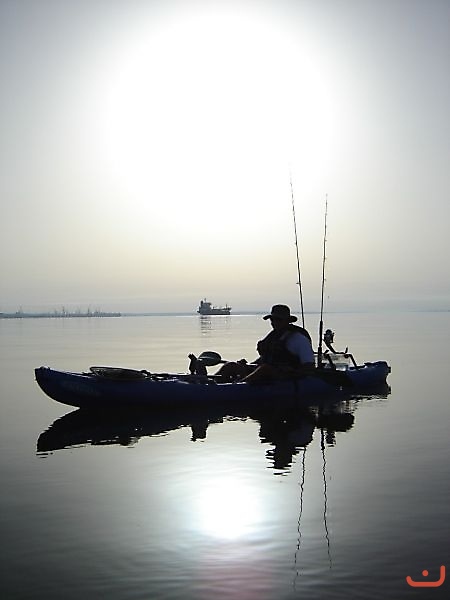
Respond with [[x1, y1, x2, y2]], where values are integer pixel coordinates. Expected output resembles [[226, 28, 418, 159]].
[[195, 353, 354, 387], [197, 351, 225, 366], [188, 351, 226, 376]]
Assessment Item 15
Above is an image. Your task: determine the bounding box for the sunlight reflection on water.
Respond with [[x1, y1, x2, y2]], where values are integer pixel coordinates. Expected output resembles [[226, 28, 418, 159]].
[[193, 475, 263, 540]]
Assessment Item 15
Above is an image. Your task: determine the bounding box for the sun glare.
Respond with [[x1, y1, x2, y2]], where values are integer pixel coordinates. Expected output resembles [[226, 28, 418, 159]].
[[195, 476, 262, 540], [91, 5, 336, 241]]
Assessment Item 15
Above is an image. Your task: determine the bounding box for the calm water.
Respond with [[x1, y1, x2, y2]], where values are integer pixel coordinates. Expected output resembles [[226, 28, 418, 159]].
[[1, 312, 449, 599]]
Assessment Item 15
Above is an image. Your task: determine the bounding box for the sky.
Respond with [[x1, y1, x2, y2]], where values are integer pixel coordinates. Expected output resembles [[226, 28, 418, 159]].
[[1, 0, 449, 314]]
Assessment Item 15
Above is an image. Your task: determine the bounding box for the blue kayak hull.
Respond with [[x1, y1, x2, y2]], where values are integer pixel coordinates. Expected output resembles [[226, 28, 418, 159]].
[[35, 362, 391, 411]]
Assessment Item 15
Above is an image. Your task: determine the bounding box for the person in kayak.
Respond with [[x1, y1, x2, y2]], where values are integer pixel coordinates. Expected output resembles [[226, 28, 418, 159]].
[[216, 304, 315, 382]]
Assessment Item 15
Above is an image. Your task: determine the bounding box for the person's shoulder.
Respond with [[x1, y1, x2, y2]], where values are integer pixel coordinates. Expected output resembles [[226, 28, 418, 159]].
[[286, 330, 311, 347], [289, 325, 312, 341]]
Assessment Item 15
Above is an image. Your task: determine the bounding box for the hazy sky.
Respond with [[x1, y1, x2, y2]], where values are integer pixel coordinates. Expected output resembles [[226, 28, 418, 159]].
[[1, 0, 449, 314]]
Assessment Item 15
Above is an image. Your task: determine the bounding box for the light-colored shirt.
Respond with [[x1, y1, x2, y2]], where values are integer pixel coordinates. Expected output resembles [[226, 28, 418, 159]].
[[285, 331, 315, 365]]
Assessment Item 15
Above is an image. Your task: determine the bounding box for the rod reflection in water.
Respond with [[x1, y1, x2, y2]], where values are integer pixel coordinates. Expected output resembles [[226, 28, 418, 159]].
[[293, 447, 307, 589], [321, 427, 332, 570]]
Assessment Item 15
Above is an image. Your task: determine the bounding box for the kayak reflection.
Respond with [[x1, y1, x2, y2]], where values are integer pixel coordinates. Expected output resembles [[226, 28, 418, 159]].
[[37, 384, 390, 470]]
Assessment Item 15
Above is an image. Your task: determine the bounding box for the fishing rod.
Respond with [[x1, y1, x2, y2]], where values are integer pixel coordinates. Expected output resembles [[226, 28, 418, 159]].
[[317, 194, 328, 368], [290, 173, 305, 328]]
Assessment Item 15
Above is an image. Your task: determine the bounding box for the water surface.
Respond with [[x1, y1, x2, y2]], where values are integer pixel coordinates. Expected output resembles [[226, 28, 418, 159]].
[[1, 312, 449, 599]]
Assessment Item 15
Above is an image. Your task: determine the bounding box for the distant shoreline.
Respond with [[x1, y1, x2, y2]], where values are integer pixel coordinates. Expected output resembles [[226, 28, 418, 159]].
[[0, 311, 122, 319]]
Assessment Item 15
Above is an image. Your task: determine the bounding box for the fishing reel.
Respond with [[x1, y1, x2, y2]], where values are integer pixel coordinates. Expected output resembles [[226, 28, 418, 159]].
[[323, 329, 349, 353], [324, 329, 334, 345], [323, 329, 335, 352], [322, 329, 353, 365]]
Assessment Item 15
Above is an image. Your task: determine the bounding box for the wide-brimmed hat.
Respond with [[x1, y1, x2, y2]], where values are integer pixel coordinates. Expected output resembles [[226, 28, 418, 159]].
[[263, 304, 297, 322]]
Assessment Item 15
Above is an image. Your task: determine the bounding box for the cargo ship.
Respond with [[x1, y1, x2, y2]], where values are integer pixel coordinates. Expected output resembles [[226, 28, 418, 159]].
[[197, 299, 231, 316]]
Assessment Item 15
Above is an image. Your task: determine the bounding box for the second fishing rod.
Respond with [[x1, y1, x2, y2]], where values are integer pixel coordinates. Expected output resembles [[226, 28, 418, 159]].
[[317, 194, 328, 368], [290, 183, 329, 364]]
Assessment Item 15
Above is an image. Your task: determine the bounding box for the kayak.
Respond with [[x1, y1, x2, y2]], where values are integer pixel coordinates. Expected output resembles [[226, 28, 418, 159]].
[[35, 360, 390, 411]]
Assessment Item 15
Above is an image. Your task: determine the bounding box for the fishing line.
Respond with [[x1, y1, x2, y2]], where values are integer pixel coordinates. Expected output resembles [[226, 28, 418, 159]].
[[290, 173, 305, 328]]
